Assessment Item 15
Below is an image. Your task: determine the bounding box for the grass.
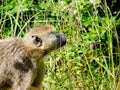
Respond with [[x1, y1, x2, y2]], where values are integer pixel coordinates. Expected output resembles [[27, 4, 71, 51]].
[[0, 0, 120, 90]]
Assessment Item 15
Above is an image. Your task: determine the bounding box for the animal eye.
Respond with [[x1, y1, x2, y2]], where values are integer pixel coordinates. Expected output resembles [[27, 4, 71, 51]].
[[32, 35, 42, 47], [51, 32, 56, 35], [32, 35, 35, 38]]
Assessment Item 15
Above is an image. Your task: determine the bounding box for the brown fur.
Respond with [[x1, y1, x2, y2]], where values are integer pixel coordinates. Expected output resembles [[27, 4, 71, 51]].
[[0, 25, 66, 90]]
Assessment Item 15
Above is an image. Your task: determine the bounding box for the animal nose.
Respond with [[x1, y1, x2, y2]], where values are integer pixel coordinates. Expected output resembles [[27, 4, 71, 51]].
[[60, 34, 66, 47], [55, 33, 66, 48]]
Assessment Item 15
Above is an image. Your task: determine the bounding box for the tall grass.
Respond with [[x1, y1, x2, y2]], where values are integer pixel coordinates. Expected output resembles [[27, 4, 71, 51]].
[[0, 0, 120, 90]]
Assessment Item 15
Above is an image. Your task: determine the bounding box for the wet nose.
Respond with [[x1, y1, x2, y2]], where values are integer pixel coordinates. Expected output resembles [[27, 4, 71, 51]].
[[55, 33, 66, 48]]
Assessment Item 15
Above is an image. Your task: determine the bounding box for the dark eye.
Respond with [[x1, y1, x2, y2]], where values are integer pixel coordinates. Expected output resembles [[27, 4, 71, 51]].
[[51, 32, 55, 34], [32, 35, 42, 47]]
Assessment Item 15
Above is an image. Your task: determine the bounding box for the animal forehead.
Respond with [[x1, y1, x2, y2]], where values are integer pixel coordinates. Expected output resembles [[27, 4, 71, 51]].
[[30, 25, 55, 33]]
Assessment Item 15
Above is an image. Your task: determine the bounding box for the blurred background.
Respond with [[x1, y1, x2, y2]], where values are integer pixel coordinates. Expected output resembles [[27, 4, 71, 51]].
[[0, 0, 120, 90]]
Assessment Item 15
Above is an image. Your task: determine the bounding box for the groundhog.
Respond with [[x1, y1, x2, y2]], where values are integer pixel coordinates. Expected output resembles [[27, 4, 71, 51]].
[[0, 25, 66, 90]]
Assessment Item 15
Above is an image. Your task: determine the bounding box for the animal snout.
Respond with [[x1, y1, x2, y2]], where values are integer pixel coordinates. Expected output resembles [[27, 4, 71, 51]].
[[55, 33, 66, 48]]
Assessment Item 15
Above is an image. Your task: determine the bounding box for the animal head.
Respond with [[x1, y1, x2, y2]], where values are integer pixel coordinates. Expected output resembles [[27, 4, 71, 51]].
[[23, 25, 66, 55]]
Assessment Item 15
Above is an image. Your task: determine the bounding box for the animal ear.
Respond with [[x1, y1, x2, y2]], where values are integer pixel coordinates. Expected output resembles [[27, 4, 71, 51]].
[[32, 35, 42, 47]]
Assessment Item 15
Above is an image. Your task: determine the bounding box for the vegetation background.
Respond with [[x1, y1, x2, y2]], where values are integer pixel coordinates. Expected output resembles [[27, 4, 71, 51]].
[[0, 0, 120, 90]]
